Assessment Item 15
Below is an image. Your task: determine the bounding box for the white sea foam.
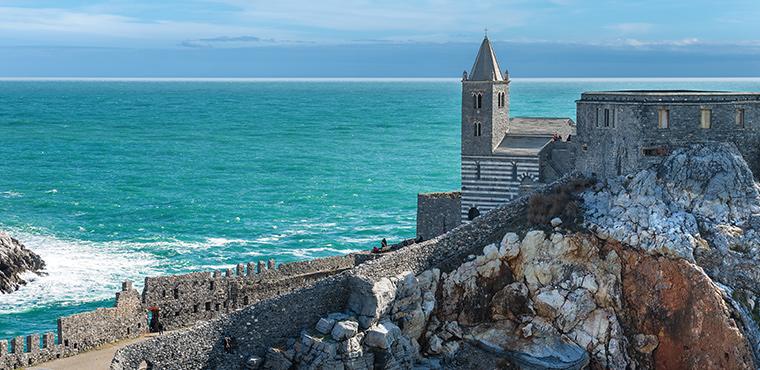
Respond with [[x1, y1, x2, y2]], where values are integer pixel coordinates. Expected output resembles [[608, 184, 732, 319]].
[[0, 230, 162, 314], [204, 237, 252, 246], [0, 228, 367, 315], [1, 191, 23, 198]]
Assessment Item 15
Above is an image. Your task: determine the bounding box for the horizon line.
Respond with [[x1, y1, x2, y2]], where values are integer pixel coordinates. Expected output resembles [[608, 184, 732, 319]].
[[1, 77, 760, 82]]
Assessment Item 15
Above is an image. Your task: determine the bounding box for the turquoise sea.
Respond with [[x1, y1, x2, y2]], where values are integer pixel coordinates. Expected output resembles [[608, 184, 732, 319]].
[[1, 78, 759, 339]]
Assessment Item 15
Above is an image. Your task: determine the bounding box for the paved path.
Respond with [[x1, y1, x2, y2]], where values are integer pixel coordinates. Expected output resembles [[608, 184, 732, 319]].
[[29, 333, 159, 370]]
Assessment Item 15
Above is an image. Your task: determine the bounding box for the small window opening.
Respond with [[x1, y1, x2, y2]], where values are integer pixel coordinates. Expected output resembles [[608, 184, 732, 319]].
[[209, 281, 215, 290], [511, 162, 518, 180], [215, 303, 221, 311], [474, 122, 482, 137], [643, 147, 668, 156], [604, 109, 610, 127], [658, 109, 669, 129], [737, 109, 746, 128], [205, 302, 211, 311], [475, 161, 481, 180], [193, 304, 199, 313], [701, 109, 712, 129], [473, 94, 477, 109], [477, 94, 483, 109], [173, 288, 179, 299]]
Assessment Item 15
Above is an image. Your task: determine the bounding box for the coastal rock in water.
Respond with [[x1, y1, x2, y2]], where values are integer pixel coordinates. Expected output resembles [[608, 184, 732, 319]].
[[0, 231, 45, 293]]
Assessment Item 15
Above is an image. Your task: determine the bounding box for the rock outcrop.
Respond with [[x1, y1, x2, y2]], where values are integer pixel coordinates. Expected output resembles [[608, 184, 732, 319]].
[[109, 143, 760, 370], [258, 143, 760, 370], [0, 231, 45, 293]]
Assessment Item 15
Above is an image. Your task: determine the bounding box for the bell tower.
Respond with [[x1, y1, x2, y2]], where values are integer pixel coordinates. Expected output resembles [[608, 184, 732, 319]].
[[461, 36, 510, 156]]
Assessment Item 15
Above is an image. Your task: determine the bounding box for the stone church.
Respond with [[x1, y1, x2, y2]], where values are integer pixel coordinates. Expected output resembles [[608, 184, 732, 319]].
[[416, 36, 760, 240]]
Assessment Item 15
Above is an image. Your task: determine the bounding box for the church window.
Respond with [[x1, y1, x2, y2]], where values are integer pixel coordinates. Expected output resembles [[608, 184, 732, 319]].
[[474, 122, 482, 137], [477, 94, 483, 109], [473, 94, 477, 109], [604, 109, 611, 127], [700, 108, 712, 129], [511, 162, 518, 180], [658, 109, 669, 129], [475, 161, 481, 179], [737, 109, 745, 128]]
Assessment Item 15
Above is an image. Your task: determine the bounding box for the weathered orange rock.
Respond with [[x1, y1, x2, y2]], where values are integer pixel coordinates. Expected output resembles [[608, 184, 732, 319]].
[[617, 246, 755, 370]]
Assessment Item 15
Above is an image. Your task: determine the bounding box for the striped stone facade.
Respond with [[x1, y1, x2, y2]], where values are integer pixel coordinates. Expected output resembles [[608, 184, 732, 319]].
[[461, 155, 540, 220]]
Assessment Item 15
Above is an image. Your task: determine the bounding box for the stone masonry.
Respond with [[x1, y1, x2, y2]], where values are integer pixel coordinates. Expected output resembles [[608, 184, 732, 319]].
[[576, 91, 760, 179], [0, 282, 144, 370], [416, 192, 461, 241], [0, 252, 380, 370]]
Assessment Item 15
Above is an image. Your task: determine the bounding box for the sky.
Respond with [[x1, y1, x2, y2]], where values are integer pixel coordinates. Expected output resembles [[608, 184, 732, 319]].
[[0, 0, 759, 77]]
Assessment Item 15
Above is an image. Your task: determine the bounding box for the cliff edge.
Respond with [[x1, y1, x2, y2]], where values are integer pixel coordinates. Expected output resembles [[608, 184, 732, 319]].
[[110, 142, 760, 370], [0, 231, 45, 294]]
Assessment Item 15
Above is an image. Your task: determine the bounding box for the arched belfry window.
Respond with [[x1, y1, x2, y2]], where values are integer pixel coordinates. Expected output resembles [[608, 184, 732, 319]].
[[477, 94, 483, 109], [474, 122, 482, 137], [473, 94, 478, 109]]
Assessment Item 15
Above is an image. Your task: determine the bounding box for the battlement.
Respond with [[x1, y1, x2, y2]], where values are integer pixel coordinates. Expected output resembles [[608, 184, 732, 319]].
[[1, 250, 383, 370], [109, 174, 590, 370], [141, 253, 375, 330], [0, 282, 144, 370]]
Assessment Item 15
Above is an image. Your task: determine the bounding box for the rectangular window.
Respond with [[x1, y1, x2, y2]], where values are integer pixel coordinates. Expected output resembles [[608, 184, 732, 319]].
[[658, 109, 669, 129], [612, 109, 616, 128], [595, 109, 600, 128], [701, 109, 711, 129], [604, 109, 610, 127], [737, 109, 746, 128]]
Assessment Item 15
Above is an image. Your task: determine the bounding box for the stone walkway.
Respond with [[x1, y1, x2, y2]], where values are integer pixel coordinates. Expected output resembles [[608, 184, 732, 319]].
[[28, 333, 160, 370]]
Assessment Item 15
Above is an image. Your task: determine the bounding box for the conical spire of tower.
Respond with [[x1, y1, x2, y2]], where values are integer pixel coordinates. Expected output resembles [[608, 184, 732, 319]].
[[468, 36, 505, 81]]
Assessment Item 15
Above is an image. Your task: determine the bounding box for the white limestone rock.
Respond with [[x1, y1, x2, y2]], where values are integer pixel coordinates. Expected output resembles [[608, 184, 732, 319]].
[[364, 321, 401, 349], [331, 320, 358, 341]]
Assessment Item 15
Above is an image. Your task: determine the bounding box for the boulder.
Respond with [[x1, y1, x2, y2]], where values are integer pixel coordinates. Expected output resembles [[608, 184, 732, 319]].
[[331, 320, 359, 341], [364, 321, 400, 349], [315, 317, 335, 335]]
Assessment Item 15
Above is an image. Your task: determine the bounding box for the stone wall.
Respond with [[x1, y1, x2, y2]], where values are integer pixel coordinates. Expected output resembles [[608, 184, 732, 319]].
[[416, 191, 461, 240], [540, 140, 577, 183], [0, 282, 144, 370], [110, 174, 587, 370], [58, 281, 145, 351], [142, 253, 372, 331], [111, 275, 351, 370], [576, 91, 760, 179]]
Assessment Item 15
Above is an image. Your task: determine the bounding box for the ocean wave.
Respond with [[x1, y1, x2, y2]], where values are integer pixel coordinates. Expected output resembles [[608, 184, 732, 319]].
[[0, 229, 162, 314], [1, 191, 23, 198]]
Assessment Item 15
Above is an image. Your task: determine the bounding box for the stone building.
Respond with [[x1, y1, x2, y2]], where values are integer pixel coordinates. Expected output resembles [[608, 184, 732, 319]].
[[417, 39, 760, 240], [575, 91, 760, 178], [417, 36, 576, 239]]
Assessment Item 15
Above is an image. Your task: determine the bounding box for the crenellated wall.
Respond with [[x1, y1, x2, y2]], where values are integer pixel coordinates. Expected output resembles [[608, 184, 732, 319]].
[[0, 282, 144, 370], [0, 251, 380, 370], [142, 253, 374, 330], [109, 174, 588, 370]]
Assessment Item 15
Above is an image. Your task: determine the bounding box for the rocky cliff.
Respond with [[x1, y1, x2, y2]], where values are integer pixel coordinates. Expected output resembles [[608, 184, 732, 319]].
[[259, 143, 760, 370], [109, 142, 760, 370], [0, 231, 45, 293]]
